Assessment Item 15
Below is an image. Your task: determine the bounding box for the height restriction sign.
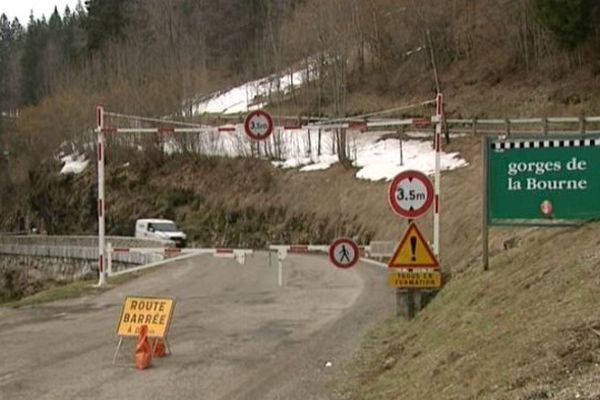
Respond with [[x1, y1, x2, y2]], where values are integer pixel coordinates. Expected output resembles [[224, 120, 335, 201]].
[[244, 110, 274, 141], [388, 170, 434, 218]]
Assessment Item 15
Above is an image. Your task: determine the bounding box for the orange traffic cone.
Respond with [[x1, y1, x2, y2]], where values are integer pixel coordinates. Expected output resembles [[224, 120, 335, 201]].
[[135, 325, 152, 369], [153, 338, 167, 358]]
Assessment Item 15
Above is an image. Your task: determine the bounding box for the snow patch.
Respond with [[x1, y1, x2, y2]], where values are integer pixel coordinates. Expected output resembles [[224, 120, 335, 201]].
[[60, 154, 89, 175], [189, 69, 308, 116]]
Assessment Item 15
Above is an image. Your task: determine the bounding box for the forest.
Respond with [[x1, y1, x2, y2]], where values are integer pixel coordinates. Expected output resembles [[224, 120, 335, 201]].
[[1, 0, 600, 193]]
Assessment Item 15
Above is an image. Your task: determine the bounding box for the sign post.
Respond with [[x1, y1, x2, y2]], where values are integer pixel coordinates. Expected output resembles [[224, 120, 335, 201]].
[[96, 106, 107, 287], [387, 169, 437, 319]]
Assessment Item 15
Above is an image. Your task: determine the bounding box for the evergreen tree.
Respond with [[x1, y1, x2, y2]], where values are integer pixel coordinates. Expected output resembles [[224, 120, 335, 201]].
[[535, 0, 597, 49], [21, 15, 49, 105], [83, 0, 129, 51], [0, 15, 24, 110]]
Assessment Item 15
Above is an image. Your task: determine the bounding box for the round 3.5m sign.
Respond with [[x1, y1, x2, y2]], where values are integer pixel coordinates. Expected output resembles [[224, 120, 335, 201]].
[[388, 170, 434, 218], [328, 238, 360, 269], [244, 110, 274, 141]]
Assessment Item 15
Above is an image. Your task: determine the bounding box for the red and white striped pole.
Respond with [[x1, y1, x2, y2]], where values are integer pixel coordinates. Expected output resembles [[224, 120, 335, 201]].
[[433, 93, 443, 256], [96, 106, 107, 286]]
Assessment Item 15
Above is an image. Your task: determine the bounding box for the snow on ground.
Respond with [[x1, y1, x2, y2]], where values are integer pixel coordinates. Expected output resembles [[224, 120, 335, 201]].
[[353, 137, 468, 181], [270, 129, 468, 181], [73, 63, 468, 180], [67, 122, 467, 180], [158, 127, 468, 181], [189, 69, 306, 115], [174, 63, 468, 180], [60, 154, 89, 175]]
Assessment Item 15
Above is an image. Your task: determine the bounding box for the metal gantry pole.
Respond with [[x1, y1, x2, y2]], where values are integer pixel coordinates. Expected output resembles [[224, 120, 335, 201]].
[[96, 106, 107, 287], [482, 134, 489, 271], [433, 93, 443, 256]]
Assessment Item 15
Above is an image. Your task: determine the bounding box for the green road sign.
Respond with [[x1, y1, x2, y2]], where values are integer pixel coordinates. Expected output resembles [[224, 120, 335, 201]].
[[486, 134, 600, 225]]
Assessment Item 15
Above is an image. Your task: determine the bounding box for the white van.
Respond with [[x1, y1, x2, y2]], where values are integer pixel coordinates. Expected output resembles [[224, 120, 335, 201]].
[[135, 218, 187, 248]]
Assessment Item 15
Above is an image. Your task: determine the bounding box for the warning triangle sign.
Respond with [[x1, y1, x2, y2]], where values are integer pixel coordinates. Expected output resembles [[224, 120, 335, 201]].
[[388, 223, 439, 269]]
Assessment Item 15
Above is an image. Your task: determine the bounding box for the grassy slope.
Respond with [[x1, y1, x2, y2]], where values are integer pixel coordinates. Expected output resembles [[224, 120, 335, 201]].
[[340, 136, 600, 399]]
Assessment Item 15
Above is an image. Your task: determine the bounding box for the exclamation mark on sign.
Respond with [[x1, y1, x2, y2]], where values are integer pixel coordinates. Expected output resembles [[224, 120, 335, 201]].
[[410, 236, 417, 261]]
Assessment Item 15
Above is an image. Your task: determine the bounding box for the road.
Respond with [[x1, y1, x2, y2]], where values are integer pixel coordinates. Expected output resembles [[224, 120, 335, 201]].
[[0, 252, 393, 400]]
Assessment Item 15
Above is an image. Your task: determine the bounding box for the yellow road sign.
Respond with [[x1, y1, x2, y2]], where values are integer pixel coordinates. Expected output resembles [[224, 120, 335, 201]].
[[388, 271, 442, 289], [388, 222, 439, 268], [116, 296, 175, 338]]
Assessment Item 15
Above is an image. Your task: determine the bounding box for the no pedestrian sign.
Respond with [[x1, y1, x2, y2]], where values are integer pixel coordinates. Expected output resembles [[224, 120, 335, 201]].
[[116, 296, 175, 338], [328, 238, 360, 269], [388, 170, 434, 218], [244, 110, 274, 141]]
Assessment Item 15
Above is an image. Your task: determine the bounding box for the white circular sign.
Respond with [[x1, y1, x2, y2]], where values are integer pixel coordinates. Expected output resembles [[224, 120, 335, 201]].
[[244, 110, 274, 141], [328, 238, 360, 269], [388, 170, 434, 218]]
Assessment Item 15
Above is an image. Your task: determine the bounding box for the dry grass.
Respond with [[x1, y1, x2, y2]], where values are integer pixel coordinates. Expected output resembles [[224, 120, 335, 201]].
[[5, 272, 146, 308], [337, 136, 600, 400]]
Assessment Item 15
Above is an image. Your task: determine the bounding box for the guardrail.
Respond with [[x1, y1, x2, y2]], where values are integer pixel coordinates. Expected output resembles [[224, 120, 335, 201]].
[[0, 244, 162, 266], [445, 116, 600, 136], [0, 244, 97, 259], [0, 235, 172, 248]]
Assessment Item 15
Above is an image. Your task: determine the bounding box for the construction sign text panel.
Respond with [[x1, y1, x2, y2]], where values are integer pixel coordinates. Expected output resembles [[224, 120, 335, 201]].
[[116, 296, 175, 338], [388, 271, 442, 289]]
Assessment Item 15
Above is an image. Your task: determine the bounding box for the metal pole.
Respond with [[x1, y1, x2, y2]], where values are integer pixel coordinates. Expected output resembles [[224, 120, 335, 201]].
[[277, 249, 286, 287], [433, 94, 443, 257], [107, 242, 113, 276], [482, 135, 489, 271], [398, 128, 404, 166], [96, 106, 107, 286], [268, 249, 272, 268], [395, 289, 404, 317], [406, 289, 416, 319]]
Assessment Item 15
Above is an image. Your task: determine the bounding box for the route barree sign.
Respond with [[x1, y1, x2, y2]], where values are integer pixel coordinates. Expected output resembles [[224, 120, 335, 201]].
[[487, 134, 600, 224], [117, 296, 176, 338]]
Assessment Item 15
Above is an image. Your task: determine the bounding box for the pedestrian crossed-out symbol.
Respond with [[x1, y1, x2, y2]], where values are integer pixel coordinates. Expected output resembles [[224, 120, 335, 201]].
[[329, 238, 360, 269], [339, 245, 351, 262]]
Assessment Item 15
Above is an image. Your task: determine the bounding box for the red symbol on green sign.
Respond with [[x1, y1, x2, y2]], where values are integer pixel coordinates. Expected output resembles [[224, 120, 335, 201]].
[[540, 200, 553, 217]]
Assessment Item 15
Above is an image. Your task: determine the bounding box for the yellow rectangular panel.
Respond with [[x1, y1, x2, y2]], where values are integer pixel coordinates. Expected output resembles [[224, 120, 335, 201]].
[[116, 296, 175, 338], [388, 271, 442, 289]]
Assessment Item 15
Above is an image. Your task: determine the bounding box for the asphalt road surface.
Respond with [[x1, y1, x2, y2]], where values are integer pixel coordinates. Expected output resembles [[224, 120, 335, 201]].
[[0, 252, 393, 400]]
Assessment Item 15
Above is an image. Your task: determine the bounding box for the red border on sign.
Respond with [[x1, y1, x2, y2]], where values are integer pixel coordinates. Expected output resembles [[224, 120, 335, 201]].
[[387, 170, 434, 218], [328, 237, 360, 269], [244, 110, 274, 141], [388, 222, 439, 269]]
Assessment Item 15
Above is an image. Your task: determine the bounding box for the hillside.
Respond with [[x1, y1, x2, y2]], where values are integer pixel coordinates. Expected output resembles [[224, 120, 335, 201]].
[[340, 143, 600, 399], [1, 1, 600, 398], [6, 128, 600, 399]]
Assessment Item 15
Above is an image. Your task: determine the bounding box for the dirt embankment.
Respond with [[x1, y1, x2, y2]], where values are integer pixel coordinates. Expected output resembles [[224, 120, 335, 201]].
[[339, 135, 600, 400]]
